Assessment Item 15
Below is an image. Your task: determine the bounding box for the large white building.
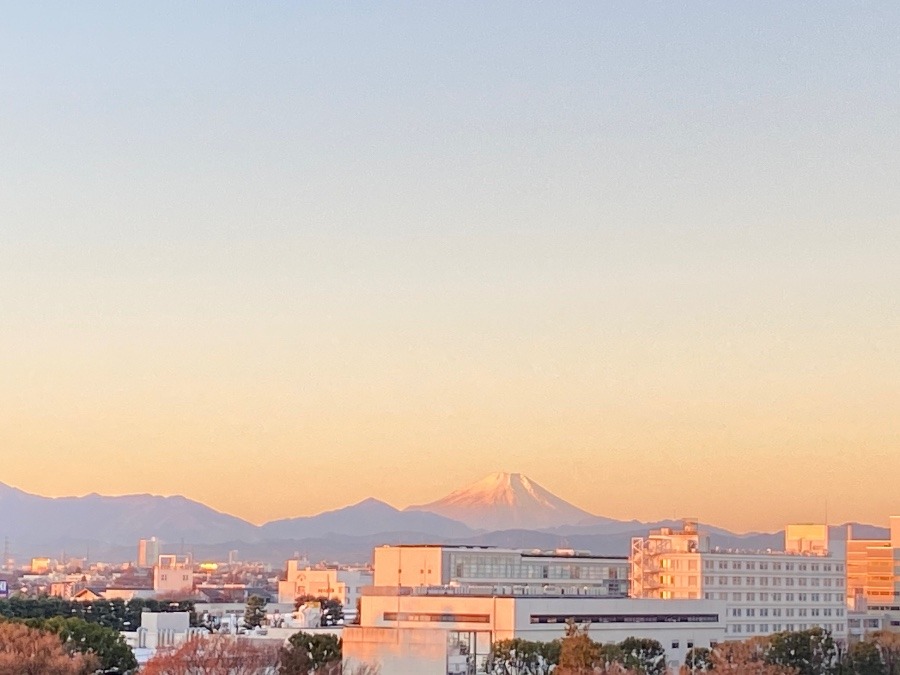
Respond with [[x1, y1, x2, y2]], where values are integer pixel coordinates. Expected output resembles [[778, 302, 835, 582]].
[[343, 545, 723, 675], [346, 587, 726, 675], [630, 519, 847, 641]]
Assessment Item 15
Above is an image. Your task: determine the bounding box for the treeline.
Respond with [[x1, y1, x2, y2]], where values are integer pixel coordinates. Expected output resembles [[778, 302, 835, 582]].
[[0, 615, 137, 674], [0, 596, 197, 630], [142, 631, 378, 675], [486, 624, 900, 675], [486, 625, 667, 675]]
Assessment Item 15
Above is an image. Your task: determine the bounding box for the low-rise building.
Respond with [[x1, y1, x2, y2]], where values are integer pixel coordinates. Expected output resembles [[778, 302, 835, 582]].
[[278, 560, 372, 611], [153, 555, 194, 596], [345, 587, 726, 675]]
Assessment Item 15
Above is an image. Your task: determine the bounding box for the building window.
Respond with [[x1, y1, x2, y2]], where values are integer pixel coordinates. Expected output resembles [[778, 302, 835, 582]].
[[672, 641, 680, 649]]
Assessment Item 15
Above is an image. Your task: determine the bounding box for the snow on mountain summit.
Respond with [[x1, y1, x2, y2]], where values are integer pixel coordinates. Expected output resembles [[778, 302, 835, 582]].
[[406, 472, 596, 531]]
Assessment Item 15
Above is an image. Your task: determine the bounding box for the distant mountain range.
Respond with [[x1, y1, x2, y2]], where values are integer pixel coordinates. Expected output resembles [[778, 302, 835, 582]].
[[0, 474, 886, 565]]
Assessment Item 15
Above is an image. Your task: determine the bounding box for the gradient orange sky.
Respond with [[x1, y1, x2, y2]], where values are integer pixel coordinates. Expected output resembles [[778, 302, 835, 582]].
[[2, 3, 898, 533]]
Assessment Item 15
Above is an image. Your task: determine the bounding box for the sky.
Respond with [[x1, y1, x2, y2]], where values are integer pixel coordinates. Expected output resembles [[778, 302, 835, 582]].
[[1, 2, 898, 533]]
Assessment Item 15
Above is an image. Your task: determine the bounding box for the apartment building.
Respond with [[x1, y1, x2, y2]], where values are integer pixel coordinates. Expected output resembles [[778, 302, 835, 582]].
[[630, 519, 847, 640]]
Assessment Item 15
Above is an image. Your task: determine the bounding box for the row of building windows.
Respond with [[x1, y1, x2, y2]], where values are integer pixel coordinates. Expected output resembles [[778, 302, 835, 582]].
[[704, 561, 844, 573], [728, 623, 845, 634], [383, 612, 491, 624], [703, 592, 845, 603], [529, 613, 720, 625], [729, 607, 845, 617], [704, 576, 844, 587], [449, 554, 624, 582]]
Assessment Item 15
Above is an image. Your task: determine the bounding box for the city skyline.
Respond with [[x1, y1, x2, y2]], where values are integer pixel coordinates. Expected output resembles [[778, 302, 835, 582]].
[[3, 3, 898, 533]]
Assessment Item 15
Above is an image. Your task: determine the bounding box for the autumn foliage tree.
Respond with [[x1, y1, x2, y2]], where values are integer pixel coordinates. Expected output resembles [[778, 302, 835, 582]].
[[142, 635, 280, 675], [0, 622, 98, 675]]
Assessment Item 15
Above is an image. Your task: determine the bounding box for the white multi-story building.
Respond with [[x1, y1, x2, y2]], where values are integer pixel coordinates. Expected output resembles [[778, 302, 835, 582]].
[[341, 544, 721, 674], [630, 519, 847, 641], [373, 545, 629, 598], [346, 594, 726, 675]]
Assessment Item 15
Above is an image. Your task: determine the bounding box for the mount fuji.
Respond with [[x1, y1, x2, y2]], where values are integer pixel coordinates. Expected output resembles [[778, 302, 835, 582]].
[[406, 472, 605, 531]]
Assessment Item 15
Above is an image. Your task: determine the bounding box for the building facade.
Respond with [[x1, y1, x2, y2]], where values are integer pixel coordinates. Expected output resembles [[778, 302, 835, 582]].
[[846, 517, 900, 608], [138, 538, 160, 569], [153, 554, 194, 596], [277, 560, 373, 610], [373, 545, 629, 598], [630, 519, 847, 640], [346, 590, 726, 675]]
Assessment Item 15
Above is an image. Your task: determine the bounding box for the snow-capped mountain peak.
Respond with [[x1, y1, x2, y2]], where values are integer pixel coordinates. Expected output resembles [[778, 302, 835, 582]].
[[406, 472, 596, 530]]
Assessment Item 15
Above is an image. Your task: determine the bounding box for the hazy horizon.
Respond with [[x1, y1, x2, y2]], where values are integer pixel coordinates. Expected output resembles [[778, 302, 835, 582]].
[[3, 3, 898, 533], [0, 470, 893, 535]]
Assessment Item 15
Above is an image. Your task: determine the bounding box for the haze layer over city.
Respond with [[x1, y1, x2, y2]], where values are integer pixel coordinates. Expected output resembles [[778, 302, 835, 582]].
[[3, 2, 898, 535]]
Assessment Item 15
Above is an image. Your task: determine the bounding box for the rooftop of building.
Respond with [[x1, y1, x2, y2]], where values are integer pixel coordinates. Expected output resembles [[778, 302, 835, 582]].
[[363, 584, 626, 599], [378, 544, 627, 560]]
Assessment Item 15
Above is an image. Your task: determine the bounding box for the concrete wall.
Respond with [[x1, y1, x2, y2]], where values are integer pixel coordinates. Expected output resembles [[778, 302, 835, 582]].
[[373, 547, 445, 588], [343, 626, 449, 675]]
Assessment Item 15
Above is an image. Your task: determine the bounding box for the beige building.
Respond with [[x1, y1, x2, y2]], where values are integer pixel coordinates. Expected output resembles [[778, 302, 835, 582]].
[[346, 585, 726, 674], [630, 519, 847, 640], [277, 560, 372, 610], [153, 554, 194, 596], [373, 545, 628, 597], [846, 517, 900, 607]]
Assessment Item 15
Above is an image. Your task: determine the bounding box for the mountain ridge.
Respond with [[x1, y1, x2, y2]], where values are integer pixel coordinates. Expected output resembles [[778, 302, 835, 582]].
[[406, 471, 605, 530], [0, 478, 887, 565]]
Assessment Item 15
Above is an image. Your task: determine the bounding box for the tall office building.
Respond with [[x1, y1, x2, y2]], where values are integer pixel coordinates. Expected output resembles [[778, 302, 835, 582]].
[[138, 537, 159, 569], [846, 516, 900, 608]]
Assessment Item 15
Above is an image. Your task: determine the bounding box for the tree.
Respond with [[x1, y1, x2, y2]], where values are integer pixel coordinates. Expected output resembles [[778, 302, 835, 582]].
[[244, 595, 268, 629], [279, 631, 342, 675], [294, 595, 344, 627], [0, 621, 98, 675], [618, 637, 666, 675], [848, 640, 886, 675], [868, 632, 900, 675], [557, 621, 602, 675], [142, 635, 279, 675], [766, 628, 838, 675], [682, 647, 713, 673], [487, 638, 559, 674], [36, 616, 138, 673], [710, 638, 794, 675]]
